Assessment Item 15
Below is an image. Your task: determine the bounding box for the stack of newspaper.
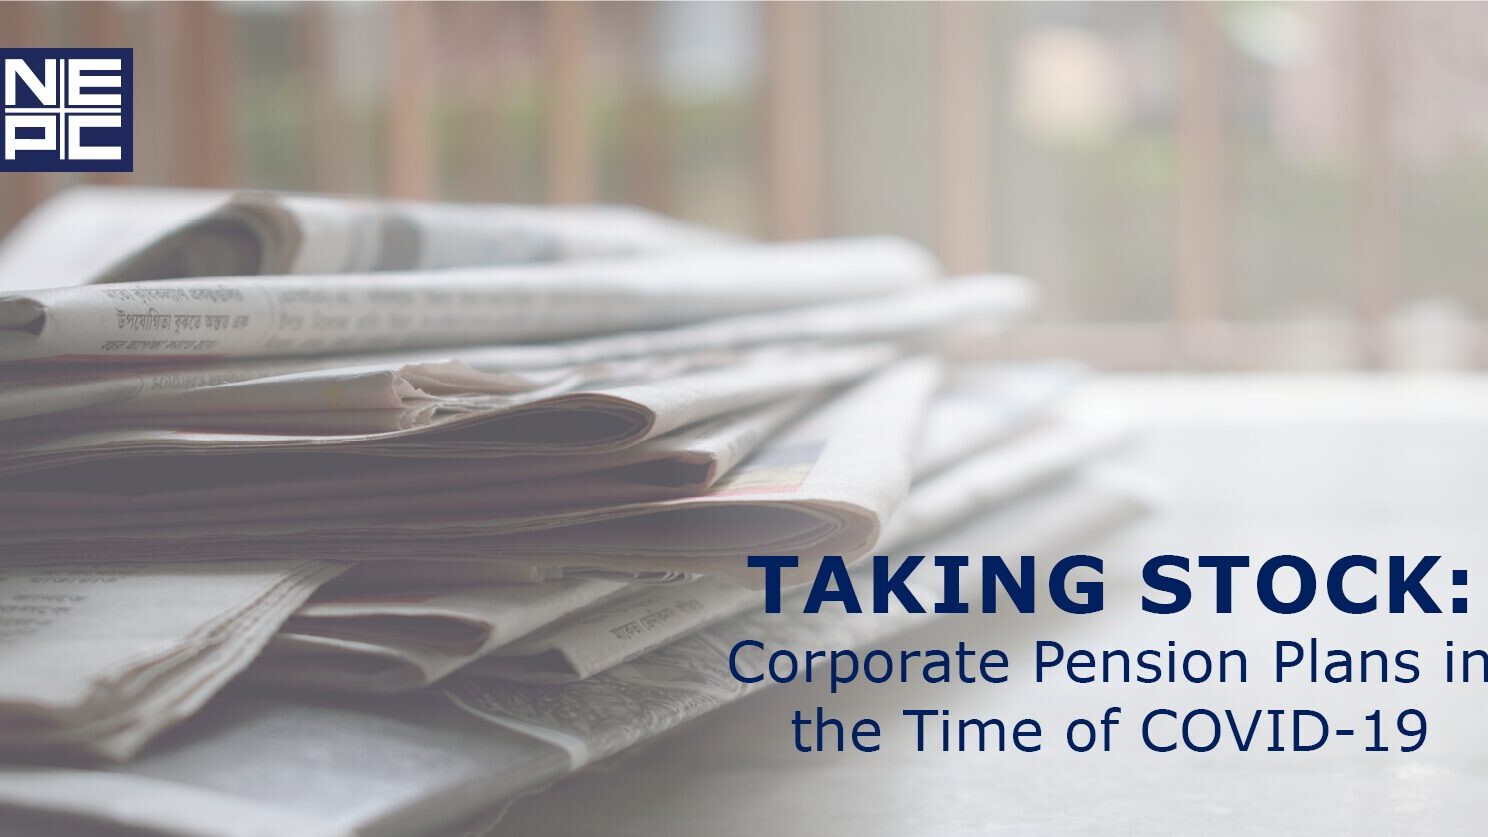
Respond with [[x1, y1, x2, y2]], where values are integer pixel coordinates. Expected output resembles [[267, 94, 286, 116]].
[[0, 188, 1148, 835]]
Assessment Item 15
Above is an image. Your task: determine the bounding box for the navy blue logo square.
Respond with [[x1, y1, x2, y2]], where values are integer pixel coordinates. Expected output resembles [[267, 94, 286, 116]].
[[1, 48, 133, 173]]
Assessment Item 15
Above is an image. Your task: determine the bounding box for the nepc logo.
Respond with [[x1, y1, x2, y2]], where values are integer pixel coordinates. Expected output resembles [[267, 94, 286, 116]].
[[1, 48, 133, 173]]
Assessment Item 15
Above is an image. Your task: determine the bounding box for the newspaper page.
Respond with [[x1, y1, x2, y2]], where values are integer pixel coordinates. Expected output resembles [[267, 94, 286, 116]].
[[0, 187, 229, 291], [0, 187, 727, 291], [0, 395, 821, 522], [0, 690, 569, 837], [519, 272, 1035, 370], [911, 360, 1085, 478], [0, 347, 579, 424], [471, 577, 758, 685], [0, 357, 940, 578], [446, 472, 1151, 770], [879, 418, 1133, 550], [329, 561, 692, 590], [471, 415, 1131, 685], [423, 356, 941, 583], [0, 341, 892, 479], [252, 368, 1106, 692], [0, 237, 936, 362], [0, 559, 343, 762], [465, 364, 1091, 684], [0, 338, 817, 435], [501, 392, 820, 491], [73, 357, 571, 418], [0, 274, 1028, 426], [94, 190, 736, 283], [246, 578, 630, 693], [0, 474, 1147, 837], [249, 358, 1072, 594]]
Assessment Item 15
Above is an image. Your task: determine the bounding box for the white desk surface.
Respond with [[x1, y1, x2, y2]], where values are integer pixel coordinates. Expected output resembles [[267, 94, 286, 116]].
[[493, 374, 1488, 836]]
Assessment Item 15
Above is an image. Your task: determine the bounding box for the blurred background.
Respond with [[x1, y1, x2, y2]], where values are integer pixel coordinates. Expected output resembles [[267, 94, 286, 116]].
[[2, 1, 1487, 371]]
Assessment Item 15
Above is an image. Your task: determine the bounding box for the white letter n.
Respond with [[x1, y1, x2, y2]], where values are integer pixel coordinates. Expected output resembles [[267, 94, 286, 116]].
[[5, 58, 58, 107]]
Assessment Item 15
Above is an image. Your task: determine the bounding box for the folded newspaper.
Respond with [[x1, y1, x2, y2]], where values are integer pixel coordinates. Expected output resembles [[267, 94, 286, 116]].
[[0, 357, 941, 582], [94, 190, 735, 283], [0, 274, 1030, 427], [0, 188, 226, 291], [0, 187, 1149, 833], [0, 237, 935, 363], [472, 418, 1128, 687], [0, 341, 896, 476], [253, 578, 631, 694], [0, 473, 1148, 836], [1, 394, 821, 522], [0, 559, 342, 761], [247, 362, 1107, 692], [0, 187, 732, 290]]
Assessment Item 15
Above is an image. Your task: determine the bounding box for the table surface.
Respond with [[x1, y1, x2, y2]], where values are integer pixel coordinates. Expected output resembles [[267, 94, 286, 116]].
[[491, 374, 1488, 836]]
